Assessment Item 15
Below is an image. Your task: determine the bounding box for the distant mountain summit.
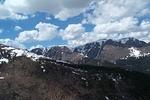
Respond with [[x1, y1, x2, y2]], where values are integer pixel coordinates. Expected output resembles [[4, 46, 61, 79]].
[[74, 37, 149, 62], [118, 37, 147, 47]]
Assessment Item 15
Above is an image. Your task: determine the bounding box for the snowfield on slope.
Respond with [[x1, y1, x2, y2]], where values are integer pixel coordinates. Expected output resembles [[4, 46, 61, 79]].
[[0, 46, 46, 64], [128, 47, 142, 57]]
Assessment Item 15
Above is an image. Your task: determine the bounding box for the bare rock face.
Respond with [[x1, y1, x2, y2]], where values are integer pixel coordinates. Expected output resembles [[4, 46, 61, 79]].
[[100, 45, 130, 62], [31, 46, 84, 64]]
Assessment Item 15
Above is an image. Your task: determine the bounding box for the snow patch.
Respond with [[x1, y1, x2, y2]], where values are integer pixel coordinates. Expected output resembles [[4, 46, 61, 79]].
[[43, 69, 46, 72], [12, 49, 25, 57], [0, 77, 4, 80], [1, 46, 47, 63], [128, 47, 141, 57], [11, 49, 45, 61], [2, 47, 15, 50], [0, 58, 9, 64], [105, 96, 110, 100]]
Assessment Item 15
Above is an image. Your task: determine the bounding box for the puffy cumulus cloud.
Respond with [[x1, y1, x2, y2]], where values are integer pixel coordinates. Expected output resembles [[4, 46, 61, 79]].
[[60, 17, 150, 47], [60, 23, 109, 47], [94, 17, 138, 34], [55, 8, 83, 20], [68, 0, 150, 45], [60, 24, 85, 40], [59, 18, 150, 47], [1, 0, 150, 46], [0, 0, 93, 20], [16, 30, 37, 42], [0, 38, 25, 48], [92, 18, 150, 42], [16, 22, 58, 42], [35, 22, 58, 41], [85, 0, 150, 24], [57, 0, 150, 46]]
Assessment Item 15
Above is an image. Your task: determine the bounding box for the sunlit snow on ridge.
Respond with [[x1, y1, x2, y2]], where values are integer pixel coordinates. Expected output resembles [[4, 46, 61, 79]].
[[0, 46, 45, 64]]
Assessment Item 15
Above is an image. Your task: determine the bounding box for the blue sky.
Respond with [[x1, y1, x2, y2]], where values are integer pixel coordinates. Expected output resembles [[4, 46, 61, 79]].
[[0, 12, 84, 48], [0, 0, 150, 49]]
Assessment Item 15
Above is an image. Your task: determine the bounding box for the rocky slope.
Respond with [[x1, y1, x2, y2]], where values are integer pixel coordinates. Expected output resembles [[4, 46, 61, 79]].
[[116, 55, 150, 75], [31, 46, 84, 64], [31, 38, 150, 64], [0, 43, 150, 100], [74, 37, 150, 63], [30, 38, 150, 74], [0, 51, 150, 100]]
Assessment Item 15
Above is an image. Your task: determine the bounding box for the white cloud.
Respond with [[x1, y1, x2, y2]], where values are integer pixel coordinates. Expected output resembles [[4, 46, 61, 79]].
[[60, 23, 109, 47], [93, 17, 139, 35], [59, 17, 150, 47], [69, 0, 150, 46], [60, 24, 85, 40], [85, 0, 150, 24], [0, 38, 25, 48], [0, 0, 93, 20], [16, 22, 58, 42], [10, 13, 28, 20], [16, 30, 37, 42], [1, 0, 149, 21], [55, 8, 83, 20], [0, 3, 28, 20], [14, 26, 22, 31], [0, 0, 150, 46]]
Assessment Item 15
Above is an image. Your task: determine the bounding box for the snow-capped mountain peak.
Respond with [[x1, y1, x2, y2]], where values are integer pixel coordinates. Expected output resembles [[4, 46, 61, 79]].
[[0, 44, 45, 64]]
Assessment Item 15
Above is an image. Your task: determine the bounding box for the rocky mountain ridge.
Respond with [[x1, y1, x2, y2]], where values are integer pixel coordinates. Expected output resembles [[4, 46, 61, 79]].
[[30, 37, 150, 75], [31, 38, 150, 62], [0, 44, 150, 100]]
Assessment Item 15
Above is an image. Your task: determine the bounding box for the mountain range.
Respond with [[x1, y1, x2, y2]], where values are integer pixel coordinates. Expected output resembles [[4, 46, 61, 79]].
[[0, 37, 150, 100], [30, 37, 150, 74]]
